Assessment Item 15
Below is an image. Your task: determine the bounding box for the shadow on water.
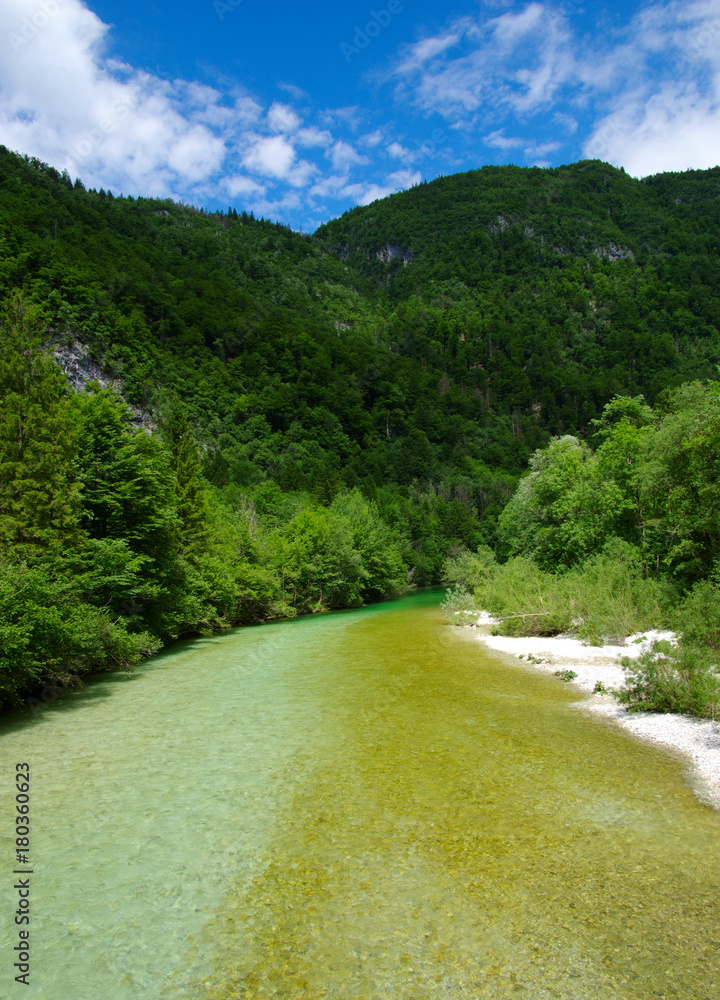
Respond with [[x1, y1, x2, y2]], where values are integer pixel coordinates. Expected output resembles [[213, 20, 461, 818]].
[[0, 591, 420, 738]]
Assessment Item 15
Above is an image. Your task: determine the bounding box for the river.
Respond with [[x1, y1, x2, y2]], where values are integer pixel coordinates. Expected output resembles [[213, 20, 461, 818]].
[[1, 590, 719, 999]]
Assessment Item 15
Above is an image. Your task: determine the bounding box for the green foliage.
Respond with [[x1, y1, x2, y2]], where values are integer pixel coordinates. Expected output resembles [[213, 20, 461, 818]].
[[440, 586, 483, 625], [618, 641, 720, 718], [636, 382, 720, 583], [673, 569, 720, 652], [0, 295, 81, 559], [160, 400, 210, 558], [2, 147, 720, 715], [442, 545, 497, 589], [0, 560, 160, 705], [498, 436, 631, 568], [470, 543, 667, 643]]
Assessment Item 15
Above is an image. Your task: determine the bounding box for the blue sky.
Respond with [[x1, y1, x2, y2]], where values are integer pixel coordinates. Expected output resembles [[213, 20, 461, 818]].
[[2, 0, 720, 230]]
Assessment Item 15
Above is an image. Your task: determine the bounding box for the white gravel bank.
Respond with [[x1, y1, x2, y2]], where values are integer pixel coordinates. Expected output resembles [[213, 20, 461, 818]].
[[467, 617, 720, 811]]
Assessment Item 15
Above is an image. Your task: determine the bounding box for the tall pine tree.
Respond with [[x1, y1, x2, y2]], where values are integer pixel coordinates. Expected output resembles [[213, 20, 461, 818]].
[[160, 400, 210, 558], [0, 295, 81, 560]]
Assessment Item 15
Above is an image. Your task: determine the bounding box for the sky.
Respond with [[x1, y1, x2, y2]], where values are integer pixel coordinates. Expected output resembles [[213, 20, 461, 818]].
[[1, 0, 720, 231]]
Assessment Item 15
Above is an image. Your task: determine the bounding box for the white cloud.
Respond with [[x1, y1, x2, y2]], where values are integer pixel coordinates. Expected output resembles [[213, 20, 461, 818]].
[[243, 134, 296, 178], [320, 105, 363, 130], [553, 112, 578, 134], [488, 2, 546, 48], [360, 128, 384, 147], [383, 0, 720, 175], [166, 125, 226, 181], [311, 167, 420, 208], [387, 141, 412, 159], [389, 168, 422, 188], [0, 0, 248, 197], [485, 130, 523, 150], [266, 101, 301, 133], [233, 95, 263, 125], [0, 0, 372, 221], [343, 169, 422, 206], [277, 82, 309, 101], [394, 30, 464, 76], [524, 139, 560, 159], [296, 126, 333, 148], [328, 139, 368, 171], [223, 174, 266, 198], [585, 87, 720, 175], [285, 159, 318, 188], [310, 173, 352, 199]]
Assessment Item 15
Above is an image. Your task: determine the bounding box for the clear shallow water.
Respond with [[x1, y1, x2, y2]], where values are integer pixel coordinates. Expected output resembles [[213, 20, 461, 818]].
[[1, 590, 719, 999]]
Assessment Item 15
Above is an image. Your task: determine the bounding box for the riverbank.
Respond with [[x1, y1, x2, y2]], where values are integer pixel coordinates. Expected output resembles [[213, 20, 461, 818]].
[[464, 616, 720, 811]]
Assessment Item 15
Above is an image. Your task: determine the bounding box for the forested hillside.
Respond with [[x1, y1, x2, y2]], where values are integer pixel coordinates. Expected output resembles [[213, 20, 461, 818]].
[[1, 146, 719, 707], [317, 161, 720, 423]]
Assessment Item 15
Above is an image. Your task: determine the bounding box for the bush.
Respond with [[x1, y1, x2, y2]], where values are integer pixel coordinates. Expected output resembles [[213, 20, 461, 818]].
[[442, 545, 497, 590], [0, 561, 160, 706], [473, 541, 669, 643], [618, 640, 720, 718], [440, 586, 483, 625], [674, 569, 720, 652]]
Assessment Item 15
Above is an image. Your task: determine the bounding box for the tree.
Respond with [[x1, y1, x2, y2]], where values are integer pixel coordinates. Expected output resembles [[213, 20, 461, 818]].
[[160, 400, 210, 558], [638, 382, 720, 583], [0, 295, 81, 560], [499, 435, 631, 569], [74, 386, 177, 578]]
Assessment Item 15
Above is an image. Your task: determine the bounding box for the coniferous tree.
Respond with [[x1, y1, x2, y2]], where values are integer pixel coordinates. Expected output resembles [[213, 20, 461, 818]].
[[160, 400, 210, 558], [0, 295, 81, 560]]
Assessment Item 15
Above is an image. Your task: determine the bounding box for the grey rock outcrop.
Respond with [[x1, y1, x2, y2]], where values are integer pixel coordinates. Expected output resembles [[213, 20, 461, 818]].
[[51, 341, 153, 429]]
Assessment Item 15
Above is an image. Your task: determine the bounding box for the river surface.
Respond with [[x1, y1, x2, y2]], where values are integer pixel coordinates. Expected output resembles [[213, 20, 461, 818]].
[[1, 590, 719, 999]]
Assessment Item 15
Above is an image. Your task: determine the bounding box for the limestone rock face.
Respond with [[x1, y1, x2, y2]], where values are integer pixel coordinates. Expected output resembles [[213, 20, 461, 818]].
[[52, 340, 153, 429], [375, 244, 414, 265], [52, 341, 115, 394]]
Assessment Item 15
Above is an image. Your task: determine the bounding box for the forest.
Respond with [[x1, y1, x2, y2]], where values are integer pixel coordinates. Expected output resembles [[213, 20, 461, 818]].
[[0, 145, 719, 712]]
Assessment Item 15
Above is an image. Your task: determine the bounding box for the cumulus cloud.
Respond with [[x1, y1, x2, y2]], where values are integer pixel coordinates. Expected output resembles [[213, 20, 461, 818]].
[[360, 128, 384, 147], [243, 134, 297, 178], [266, 101, 301, 133], [223, 174, 265, 198], [585, 87, 720, 175], [296, 126, 333, 148], [485, 130, 524, 150], [387, 141, 413, 159], [0, 0, 391, 226], [328, 139, 368, 171], [0, 0, 243, 197]]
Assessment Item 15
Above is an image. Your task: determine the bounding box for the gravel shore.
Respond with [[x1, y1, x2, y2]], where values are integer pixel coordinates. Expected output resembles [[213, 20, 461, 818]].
[[467, 617, 720, 811]]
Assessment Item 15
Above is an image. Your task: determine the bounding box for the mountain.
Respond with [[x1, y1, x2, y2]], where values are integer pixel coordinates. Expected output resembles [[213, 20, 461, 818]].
[[1, 147, 719, 704], [316, 160, 720, 423]]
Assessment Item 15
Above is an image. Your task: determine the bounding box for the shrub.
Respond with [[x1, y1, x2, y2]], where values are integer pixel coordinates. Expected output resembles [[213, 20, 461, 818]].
[[472, 541, 669, 643], [442, 545, 497, 589], [618, 640, 720, 718], [674, 569, 720, 652], [0, 561, 160, 706], [440, 587, 483, 625]]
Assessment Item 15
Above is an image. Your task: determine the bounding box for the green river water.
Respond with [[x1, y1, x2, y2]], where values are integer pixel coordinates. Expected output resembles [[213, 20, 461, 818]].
[[1, 590, 720, 999]]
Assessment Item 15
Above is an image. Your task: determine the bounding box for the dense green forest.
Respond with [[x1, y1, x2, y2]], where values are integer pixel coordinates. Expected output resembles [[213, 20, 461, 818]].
[[1, 145, 719, 709]]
